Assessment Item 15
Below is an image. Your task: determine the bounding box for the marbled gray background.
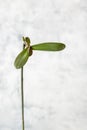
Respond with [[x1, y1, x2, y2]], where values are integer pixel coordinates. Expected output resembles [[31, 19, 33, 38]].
[[0, 0, 87, 130]]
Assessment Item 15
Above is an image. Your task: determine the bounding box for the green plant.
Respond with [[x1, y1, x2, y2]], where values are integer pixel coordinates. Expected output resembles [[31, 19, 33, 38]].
[[14, 37, 66, 130]]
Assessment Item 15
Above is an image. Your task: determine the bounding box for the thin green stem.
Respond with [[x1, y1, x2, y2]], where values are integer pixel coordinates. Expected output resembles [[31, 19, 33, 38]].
[[21, 44, 25, 130]]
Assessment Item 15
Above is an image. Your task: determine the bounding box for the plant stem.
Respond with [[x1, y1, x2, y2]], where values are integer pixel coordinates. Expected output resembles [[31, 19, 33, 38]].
[[21, 44, 25, 130]]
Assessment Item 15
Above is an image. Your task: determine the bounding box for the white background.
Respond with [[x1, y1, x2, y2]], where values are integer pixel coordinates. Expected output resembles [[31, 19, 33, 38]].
[[0, 0, 87, 130]]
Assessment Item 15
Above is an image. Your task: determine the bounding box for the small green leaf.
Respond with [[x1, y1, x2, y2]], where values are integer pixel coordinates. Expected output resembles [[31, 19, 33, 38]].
[[22, 37, 26, 42], [22, 37, 30, 47], [14, 47, 29, 69], [25, 37, 30, 43], [31, 42, 65, 51]]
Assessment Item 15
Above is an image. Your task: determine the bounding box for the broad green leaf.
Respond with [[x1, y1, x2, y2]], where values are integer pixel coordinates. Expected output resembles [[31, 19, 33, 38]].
[[31, 42, 65, 51], [14, 47, 29, 69]]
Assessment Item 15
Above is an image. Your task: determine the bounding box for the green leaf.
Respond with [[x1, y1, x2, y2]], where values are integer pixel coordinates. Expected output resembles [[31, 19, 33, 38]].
[[25, 37, 30, 44], [14, 47, 29, 69], [22, 37, 30, 47], [31, 42, 65, 51]]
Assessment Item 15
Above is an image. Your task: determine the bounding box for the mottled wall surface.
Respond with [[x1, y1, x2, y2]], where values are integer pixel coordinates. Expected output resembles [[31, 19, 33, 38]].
[[0, 0, 87, 130]]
